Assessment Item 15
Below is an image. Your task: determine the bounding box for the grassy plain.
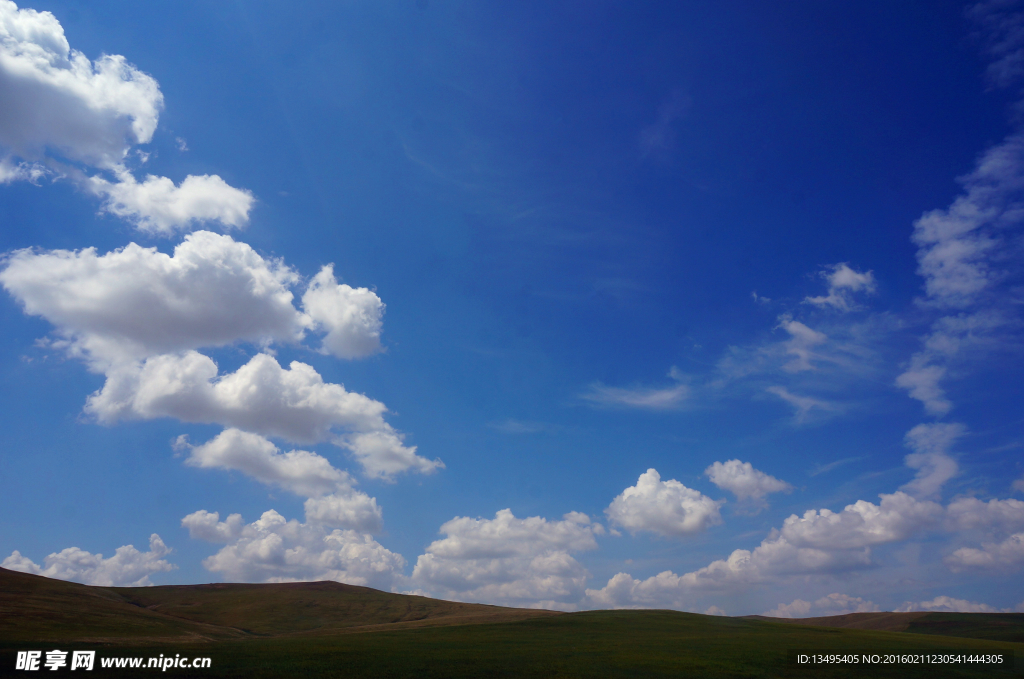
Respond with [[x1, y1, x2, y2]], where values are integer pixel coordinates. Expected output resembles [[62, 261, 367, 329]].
[[1, 568, 1021, 678]]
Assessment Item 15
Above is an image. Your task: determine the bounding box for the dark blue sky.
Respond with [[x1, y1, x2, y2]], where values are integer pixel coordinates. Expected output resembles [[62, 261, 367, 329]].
[[1, 0, 1022, 615]]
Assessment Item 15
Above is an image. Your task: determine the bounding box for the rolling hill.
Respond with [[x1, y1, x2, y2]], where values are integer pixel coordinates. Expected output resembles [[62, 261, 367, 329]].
[[2, 567, 1021, 678]]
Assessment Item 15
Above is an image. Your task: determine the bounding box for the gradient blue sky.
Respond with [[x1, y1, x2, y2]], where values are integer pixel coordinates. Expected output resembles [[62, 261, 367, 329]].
[[2, 0, 1023, 617]]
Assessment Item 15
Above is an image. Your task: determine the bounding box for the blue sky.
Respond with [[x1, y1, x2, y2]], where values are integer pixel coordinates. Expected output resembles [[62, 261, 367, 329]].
[[2, 0, 1024, 616]]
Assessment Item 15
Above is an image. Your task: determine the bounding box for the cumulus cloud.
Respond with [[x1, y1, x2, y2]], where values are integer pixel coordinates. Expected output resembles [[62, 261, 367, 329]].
[[763, 599, 811, 618], [88, 171, 254, 235], [411, 509, 603, 610], [763, 593, 879, 618], [804, 264, 876, 311], [87, 352, 385, 438], [0, 0, 161, 168], [900, 423, 963, 500], [0, 1, 252, 232], [88, 352, 440, 479], [0, 231, 388, 365], [303, 493, 383, 533], [302, 265, 384, 359], [182, 508, 400, 587], [0, 231, 305, 365], [0, 231, 436, 479], [705, 459, 792, 505], [587, 491, 941, 608], [945, 532, 1024, 572], [605, 469, 722, 538], [181, 428, 355, 498], [1, 534, 174, 586], [945, 496, 1024, 533], [895, 596, 1004, 613]]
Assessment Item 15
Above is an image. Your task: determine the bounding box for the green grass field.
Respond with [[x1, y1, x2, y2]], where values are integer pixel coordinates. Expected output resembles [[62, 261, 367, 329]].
[[2, 568, 1021, 678]]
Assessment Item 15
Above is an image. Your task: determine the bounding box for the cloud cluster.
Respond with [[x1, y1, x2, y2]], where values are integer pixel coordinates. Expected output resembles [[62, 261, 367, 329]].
[[587, 490, 943, 608], [0, 0, 251, 232], [88, 171, 254, 235], [897, 134, 1024, 414], [0, 232, 436, 480], [605, 469, 722, 537], [0, 231, 305, 365], [763, 593, 879, 618], [895, 596, 1004, 613], [803, 264, 876, 311], [945, 532, 1024, 572], [2, 534, 174, 586], [182, 508, 400, 587], [411, 509, 603, 610], [705, 459, 791, 504], [900, 423, 963, 500], [181, 428, 355, 498]]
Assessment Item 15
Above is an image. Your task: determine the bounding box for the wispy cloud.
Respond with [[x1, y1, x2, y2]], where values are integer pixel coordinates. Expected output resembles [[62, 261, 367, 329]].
[[809, 456, 865, 477], [488, 419, 554, 434], [580, 382, 689, 410], [766, 386, 835, 423]]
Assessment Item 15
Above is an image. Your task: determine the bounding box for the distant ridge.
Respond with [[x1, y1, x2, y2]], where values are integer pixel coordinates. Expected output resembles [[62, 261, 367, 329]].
[[746, 611, 1024, 643], [4, 566, 1022, 646], [0, 567, 557, 643]]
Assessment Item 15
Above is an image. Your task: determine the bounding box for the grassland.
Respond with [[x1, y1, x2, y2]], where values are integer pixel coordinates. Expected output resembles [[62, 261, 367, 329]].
[[1, 567, 1021, 678]]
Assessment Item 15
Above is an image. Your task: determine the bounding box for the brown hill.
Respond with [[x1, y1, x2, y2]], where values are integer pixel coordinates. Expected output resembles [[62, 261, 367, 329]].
[[746, 611, 1024, 643], [0, 567, 557, 644]]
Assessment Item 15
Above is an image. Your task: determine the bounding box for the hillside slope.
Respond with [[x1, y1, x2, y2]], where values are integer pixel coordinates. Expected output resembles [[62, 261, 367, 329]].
[[0, 567, 555, 643]]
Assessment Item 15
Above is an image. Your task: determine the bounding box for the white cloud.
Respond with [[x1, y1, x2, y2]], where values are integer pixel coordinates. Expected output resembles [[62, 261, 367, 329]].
[[605, 469, 722, 538], [945, 496, 1024, 533], [1, 534, 174, 586], [86, 352, 440, 479], [0, 231, 305, 365], [580, 383, 689, 410], [763, 599, 811, 618], [344, 430, 442, 481], [1014, 476, 1024, 494], [0, 156, 45, 183], [779, 492, 942, 551], [704, 605, 727, 616], [912, 136, 1024, 309], [0, 1, 254, 232], [302, 264, 384, 359], [0, 0, 161, 168], [180, 510, 244, 543], [945, 532, 1024, 572], [587, 491, 941, 608], [0, 231, 438, 480], [182, 508, 402, 588], [181, 428, 355, 498], [804, 264, 876, 311], [895, 596, 1003, 613], [764, 593, 879, 618], [303, 493, 383, 533], [900, 423, 963, 500], [897, 131, 1024, 414], [765, 386, 833, 423], [88, 171, 254, 235], [87, 352, 384, 438], [411, 509, 603, 610], [705, 459, 792, 504], [895, 359, 950, 416], [777, 317, 827, 372]]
